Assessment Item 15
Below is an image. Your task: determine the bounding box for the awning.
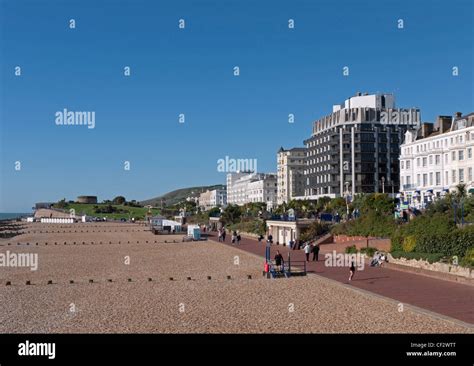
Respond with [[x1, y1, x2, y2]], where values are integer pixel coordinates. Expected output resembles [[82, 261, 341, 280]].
[[469, 188, 474, 194]]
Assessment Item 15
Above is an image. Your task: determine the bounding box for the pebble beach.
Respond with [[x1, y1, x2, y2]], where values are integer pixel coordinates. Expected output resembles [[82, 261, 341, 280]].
[[0, 222, 471, 333]]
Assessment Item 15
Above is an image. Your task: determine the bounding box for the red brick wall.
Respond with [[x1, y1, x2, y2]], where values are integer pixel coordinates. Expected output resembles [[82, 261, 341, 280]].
[[333, 235, 391, 251]]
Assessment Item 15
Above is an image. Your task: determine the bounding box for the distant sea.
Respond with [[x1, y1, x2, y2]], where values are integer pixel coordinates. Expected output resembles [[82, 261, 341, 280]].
[[0, 213, 32, 220]]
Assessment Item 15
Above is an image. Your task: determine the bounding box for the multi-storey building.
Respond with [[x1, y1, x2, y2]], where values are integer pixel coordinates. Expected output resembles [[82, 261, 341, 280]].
[[226, 172, 277, 206], [400, 112, 474, 208], [277, 147, 306, 205], [303, 92, 420, 199], [199, 188, 227, 211]]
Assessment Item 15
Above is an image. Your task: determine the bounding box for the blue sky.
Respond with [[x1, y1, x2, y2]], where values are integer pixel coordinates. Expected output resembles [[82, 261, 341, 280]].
[[1, 0, 472, 212]]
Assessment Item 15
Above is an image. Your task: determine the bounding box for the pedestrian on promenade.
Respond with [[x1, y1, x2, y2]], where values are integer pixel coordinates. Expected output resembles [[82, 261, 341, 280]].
[[267, 234, 273, 244], [236, 233, 241, 245], [312, 243, 320, 261], [222, 228, 226, 242], [304, 242, 312, 262], [218, 229, 222, 242], [349, 260, 356, 281], [274, 250, 284, 272], [297, 239, 303, 250], [258, 234, 264, 242], [231, 231, 237, 244], [288, 239, 294, 250]]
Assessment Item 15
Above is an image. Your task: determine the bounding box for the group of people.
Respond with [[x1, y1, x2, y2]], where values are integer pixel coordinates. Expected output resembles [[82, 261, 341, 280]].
[[370, 251, 387, 267], [303, 242, 320, 262], [217, 227, 241, 244]]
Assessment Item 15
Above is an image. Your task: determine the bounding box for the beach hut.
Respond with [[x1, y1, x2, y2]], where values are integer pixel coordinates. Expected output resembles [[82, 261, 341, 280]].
[[187, 225, 201, 240]]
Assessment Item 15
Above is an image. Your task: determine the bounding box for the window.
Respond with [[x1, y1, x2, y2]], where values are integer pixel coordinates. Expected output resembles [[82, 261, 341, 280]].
[[423, 174, 428, 187], [417, 174, 420, 186], [459, 169, 464, 183], [429, 155, 433, 165], [422, 157, 427, 167], [435, 155, 440, 165], [407, 160, 411, 169], [417, 158, 421, 167], [459, 150, 464, 161], [406, 176, 411, 185], [429, 173, 433, 186], [445, 154, 448, 164], [468, 148, 472, 159], [469, 167, 473, 181], [445, 171, 449, 185], [452, 151, 456, 161], [401, 161, 404, 169], [436, 172, 441, 186], [452, 170, 456, 184]]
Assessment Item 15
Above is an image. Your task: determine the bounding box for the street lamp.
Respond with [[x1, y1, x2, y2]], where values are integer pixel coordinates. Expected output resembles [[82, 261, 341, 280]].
[[381, 176, 385, 194], [344, 181, 350, 217]]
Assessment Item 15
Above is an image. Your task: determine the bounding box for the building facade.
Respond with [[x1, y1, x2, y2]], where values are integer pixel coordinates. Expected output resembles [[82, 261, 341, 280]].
[[199, 188, 227, 210], [77, 196, 97, 204], [277, 147, 306, 205], [226, 172, 277, 206], [400, 112, 474, 208], [303, 92, 420, 199]]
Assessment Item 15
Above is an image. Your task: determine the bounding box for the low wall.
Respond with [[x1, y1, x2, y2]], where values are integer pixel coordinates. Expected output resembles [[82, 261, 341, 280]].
[[333, 235, 391, 251]]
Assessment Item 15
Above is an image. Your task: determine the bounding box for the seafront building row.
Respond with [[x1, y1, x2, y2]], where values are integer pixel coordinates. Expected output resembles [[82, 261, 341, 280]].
[[203, 92, 473, 210]]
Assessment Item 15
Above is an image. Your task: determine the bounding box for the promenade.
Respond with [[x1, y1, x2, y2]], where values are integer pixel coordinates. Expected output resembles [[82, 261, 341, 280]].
[[210, 233, 474, 325]]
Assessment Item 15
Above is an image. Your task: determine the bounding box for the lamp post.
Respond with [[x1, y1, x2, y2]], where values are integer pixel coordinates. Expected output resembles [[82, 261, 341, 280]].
[[381, 176, 385, 194], [345, 181, 350, 217]]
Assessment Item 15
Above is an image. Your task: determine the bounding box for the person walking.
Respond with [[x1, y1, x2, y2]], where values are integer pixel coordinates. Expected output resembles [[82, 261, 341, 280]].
[[218, 228, 222, 242], [236, 232, 241, 245], [349, 260, 356, 281], [222, 228, 226, 242], [267, 234, 273, 244], [274, 250, 284, 272], [304, 242, 312, 262], [231, 231, 237, 244], [312, 243, 320, 261]]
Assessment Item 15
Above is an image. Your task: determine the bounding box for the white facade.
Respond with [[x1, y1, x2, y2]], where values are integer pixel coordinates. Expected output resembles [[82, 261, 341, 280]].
[[400, 113, 474, 208], [227, 172, 277, 206], [199, 188, 227, 210], [277, 147, 306, 204]]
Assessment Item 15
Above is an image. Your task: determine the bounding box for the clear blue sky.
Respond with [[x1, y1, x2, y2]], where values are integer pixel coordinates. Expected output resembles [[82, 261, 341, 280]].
[[1, 0, 472, 212]]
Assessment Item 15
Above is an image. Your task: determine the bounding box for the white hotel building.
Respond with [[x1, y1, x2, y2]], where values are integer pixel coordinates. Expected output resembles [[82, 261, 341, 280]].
[[400, 112, 474, 208], [226, 172, 277, 207], [199, 188, 227, 211]]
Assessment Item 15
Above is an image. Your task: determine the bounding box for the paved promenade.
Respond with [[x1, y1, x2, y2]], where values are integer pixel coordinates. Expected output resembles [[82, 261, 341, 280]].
[[210, 233, 474, 325]]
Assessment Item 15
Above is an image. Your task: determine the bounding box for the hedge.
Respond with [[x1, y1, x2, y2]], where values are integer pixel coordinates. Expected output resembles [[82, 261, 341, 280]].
[[414, 226, 474, 257]]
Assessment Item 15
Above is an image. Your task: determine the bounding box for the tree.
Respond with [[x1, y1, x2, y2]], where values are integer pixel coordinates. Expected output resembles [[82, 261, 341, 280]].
[[455, 183, 467, 199], [112, 196, 126, 205], [207, 207, 221, 218], [55, 198, 68, 209], [220, 204, 242, 225]]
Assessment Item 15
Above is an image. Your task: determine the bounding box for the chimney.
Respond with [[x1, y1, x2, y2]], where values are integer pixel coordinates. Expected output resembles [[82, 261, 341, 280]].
[[435, 116, 452, 134], [455, 112, 462, 119], [356, 92, 362, 96], [420, 123, 433, 138]]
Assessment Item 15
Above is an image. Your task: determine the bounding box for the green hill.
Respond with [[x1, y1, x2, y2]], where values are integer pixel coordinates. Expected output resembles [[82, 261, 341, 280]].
[[141, 185, 225, 207]]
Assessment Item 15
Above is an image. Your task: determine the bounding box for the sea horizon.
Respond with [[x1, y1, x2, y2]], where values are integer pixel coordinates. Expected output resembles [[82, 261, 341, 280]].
[[0, 212, 32, 220]]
